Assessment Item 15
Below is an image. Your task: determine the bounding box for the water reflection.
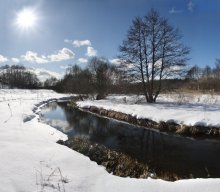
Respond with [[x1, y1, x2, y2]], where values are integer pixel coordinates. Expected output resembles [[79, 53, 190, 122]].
[[41, 102, 220, 178]]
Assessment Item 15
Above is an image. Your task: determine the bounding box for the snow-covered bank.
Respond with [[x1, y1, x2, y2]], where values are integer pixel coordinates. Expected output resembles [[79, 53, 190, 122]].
[[77, 94, 220, 127], [1, 89, 220, 192]]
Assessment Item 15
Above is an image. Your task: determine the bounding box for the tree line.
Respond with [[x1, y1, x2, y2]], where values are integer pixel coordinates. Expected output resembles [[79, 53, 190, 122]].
[[1, 58, 220, 100], [0, 65, 41, 89], [185, 61, 220, 92], [56, 57, 122, 99]]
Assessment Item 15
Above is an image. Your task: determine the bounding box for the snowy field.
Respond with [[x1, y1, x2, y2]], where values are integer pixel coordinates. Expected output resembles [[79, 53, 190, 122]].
[[77, 93, 220, 127], [1, 89, 220, 192]]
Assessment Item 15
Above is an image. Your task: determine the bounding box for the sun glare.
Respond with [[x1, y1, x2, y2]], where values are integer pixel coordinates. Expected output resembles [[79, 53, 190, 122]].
[[15, 8, 38, 30]]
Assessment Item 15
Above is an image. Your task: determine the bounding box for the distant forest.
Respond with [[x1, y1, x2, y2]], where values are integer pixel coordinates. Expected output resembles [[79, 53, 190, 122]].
[[1, 58, 220, 97], [0, 65, 41, 89], [55, 57, 220, 97]]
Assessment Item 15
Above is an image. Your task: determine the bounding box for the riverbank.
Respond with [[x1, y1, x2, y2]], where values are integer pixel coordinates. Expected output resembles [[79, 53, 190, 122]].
[[77, 94, 220, 139], [57, 138, 150, 179], [57, 137, 191, 181], [1, 89, 220, 192], [79, 105, 220, 139]]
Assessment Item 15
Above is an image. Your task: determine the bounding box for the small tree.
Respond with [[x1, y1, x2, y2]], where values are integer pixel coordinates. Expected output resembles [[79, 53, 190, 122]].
[[89, 57, 114, 100], [186, 65, 202, 80], [202, 65, 212, 80], [60, 64, 93, 94], [213, 59, 220, 79], [44, 77, 58, 89], [119, 9, 190, 103]]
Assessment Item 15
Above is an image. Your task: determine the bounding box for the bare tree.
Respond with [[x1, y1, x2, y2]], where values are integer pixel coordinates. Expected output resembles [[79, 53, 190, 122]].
[[202, 65, 212, 80], [214, 59, 220, 79], [60, 64, 93, 94], [89, 57, 115, 100], [44, 77, 58, 88], [119, 9, 190, 103], [186, 65, 202, 80]]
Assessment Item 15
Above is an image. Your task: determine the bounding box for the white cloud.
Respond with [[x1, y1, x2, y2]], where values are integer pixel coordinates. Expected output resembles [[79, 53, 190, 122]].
[[0, 55, 8, 63], [48, 48, 75, 62], [64, 39, 72, 44], [64, 39, 91, 47], [21, 51, 49, 64], [86, 46, 97, 57], [73, 40, 91, 47], [64, 39, 98, 57], [187, 1, 194, 12], [110, 58, 122, 65], [60, 65, 71, 69], [169, 7, 182, 14], [27, 68, 62, 82], [21, 48, 75, 64], [78, 58, 88, 64], [11, 58, 20, 63]]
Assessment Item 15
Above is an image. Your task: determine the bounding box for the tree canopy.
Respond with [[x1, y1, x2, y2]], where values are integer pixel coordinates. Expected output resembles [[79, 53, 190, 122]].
[[119, 9, 190, 103]]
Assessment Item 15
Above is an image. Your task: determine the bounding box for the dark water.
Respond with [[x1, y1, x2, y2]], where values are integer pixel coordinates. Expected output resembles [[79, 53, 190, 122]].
[[41, 101, 220, 179]]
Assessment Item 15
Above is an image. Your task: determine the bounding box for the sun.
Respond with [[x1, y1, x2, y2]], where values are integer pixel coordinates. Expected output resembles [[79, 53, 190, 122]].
[[15, 8, 38, 30]]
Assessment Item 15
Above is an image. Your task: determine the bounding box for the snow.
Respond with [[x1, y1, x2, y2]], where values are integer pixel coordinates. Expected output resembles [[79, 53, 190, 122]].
[[0, 89, 220, 192], [77, 93, 220, 127]]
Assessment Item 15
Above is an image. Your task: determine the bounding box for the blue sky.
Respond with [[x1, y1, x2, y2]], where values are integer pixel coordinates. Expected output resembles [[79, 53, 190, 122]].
[[0, 0, 220, 76]]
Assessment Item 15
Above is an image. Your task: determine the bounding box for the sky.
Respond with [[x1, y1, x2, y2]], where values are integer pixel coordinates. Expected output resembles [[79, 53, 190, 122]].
[[1, 0, 220, 78]]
